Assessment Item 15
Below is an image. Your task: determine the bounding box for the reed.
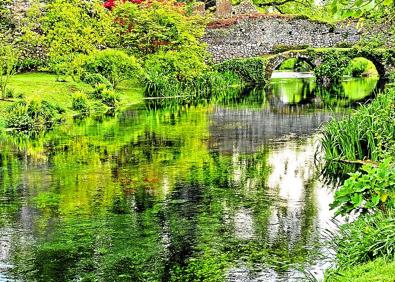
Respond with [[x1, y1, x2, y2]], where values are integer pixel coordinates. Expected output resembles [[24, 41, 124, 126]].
[[144, 71, 243, 99], [321, 88, 395, 164]]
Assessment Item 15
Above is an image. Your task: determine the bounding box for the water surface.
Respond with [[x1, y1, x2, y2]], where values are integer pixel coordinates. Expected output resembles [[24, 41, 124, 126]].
[[0, 76, 380, 281]]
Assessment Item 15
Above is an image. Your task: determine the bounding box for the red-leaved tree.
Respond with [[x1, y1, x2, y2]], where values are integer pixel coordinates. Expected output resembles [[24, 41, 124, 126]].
[[104, 0, 143, 9]]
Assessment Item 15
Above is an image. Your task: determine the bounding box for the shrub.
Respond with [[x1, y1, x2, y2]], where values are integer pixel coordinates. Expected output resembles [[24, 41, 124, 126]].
[[344, 58, 378, 78], [144, 49, 207, 83], [71, 92, 90, 116], [6, 99, 64, 133], [215, 57, 266, 85], [81, 49, 142, 88], [314, 51, 350, 87], [100, 89, 119, 108], [91, 83, 109, 100], [81, 73, 111, 88], [21, 0, 113, 75], [330, 159, 395, 216], [111, 0, 207, 57]]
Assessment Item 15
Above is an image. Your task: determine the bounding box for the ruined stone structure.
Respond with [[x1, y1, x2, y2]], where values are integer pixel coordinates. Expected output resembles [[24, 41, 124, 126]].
[[203, 13, 361, 63]]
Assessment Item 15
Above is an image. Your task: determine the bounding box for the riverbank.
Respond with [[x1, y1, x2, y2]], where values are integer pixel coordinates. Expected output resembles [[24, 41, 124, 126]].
[[0, 72, 144, 130], [323, 85, 395, 281]]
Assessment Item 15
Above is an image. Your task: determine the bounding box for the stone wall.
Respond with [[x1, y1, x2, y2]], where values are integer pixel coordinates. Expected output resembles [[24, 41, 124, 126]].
[[203, 15, 361, 62]]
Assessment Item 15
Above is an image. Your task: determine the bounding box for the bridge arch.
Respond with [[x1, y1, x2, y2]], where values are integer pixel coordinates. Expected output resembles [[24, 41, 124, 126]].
[[264, 49, 392, 83], [265, 52, 316, 81]]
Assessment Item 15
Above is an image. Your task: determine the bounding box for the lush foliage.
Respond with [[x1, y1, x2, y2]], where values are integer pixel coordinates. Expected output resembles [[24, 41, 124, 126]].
[[0, 44, 18, 99], [0, 0, 12, 37], [216, 57, 267, 85], [314, 51, 350, 87], [321, 88, 395, 163], [145, 49, 207, 83], [328, 211, 395, 269], [111, 0, 207, 57], [329, 0, 395, 19], [331, 159, 395, 216], [325, 257, 395, 282], [80, 73, 112, 88], [5, 98, 64, 133], [21, 0, 112, 73], [145, 70, 242, 98], [71, 92, 90, 116], [344, 57, 378, 77], [74, 49, 142, 88]]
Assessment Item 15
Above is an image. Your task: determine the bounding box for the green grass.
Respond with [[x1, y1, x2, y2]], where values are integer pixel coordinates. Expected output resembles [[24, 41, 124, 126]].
[[0, 72, 144, 129], [325, 258, 395, 282]]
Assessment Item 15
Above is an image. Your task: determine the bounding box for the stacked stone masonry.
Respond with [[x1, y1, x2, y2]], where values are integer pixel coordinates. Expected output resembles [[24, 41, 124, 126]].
[[203, 15, 361, 63]]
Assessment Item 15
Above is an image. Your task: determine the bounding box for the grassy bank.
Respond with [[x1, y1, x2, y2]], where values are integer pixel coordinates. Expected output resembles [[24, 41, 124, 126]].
[[322, 84, 395, 280], [326, 258, 395, 282], [0, 72, 144, 130]]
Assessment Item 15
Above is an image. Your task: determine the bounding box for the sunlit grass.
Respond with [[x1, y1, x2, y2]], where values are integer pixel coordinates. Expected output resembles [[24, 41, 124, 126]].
[[0, 72, 144, 130]]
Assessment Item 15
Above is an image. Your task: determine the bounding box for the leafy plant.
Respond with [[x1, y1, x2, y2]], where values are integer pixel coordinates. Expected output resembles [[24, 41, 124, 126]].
[[21, 0, 113, 74], [81, 73, 111, 88], [71, 92, 90, 116], [328, 211, 395, 269], [80, 49, 142, 89], [111, 0, 207, 57], [331, 159, 395, 216], [215, 57, 266, 85], [144, 49, 207, 83], [100, 89, 120, 108], [314, 51, 350, 87], [0, 44, 18, 99], [5, 98, 64, 134]]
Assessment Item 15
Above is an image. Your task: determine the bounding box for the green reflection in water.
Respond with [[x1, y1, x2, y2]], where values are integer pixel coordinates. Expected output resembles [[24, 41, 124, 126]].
[[0, 77, 380, 281]]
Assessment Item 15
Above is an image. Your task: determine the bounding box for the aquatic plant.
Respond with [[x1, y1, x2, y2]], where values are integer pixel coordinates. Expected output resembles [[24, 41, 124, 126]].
[[321, 88, 395, 163], [144, 71, 242, 99]]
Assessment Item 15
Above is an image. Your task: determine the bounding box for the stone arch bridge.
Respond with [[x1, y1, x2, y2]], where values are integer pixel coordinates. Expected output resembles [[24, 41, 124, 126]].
[[264, 48, 395, 80]]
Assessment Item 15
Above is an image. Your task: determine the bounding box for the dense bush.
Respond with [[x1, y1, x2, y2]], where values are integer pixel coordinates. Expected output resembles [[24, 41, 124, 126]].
[[21, 0, 113, 74], [71, 92, 90, 116], [100, 89, 120, 108], [90, 83, 119, 108], [215, 57, 266, 85], [314, 51, 350, 87], [80, 73, 112, 88], [144, 49, 207, 83], [77, 49, 142, 89], [344, 58, 378, 77], [111, 0, 207, 57], [331, 159, 395, 216], [6, 99, 64, 133]]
